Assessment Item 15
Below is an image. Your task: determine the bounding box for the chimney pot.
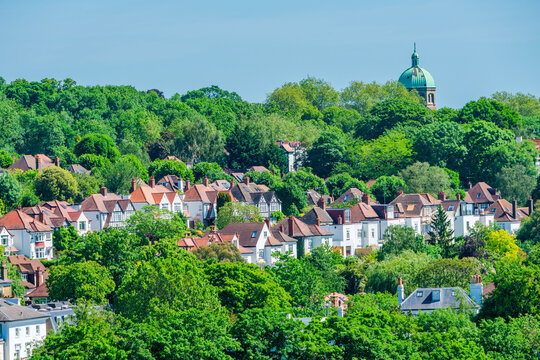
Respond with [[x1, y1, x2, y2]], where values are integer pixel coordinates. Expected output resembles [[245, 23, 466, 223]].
[[397, 190, 404, 196], [149, 176, 156, 188], [457, 193, 461, 201], [100, 185, 107, 197], [362, 193, 370, 205], [203, 176, 209, 187], [265, 217, 270, 228], [317, 196, 326, 210], [244, 176, 250, 186], [438, 191, 446, 201], [338, 215, 343, 225], [185, 178, 191, 191], [130, 178, 137, 193]]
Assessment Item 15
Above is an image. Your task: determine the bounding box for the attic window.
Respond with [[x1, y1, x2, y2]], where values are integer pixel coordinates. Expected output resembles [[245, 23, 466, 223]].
[[251, 231, 258, 238], [477, 193, 482, 198], [407, 204, 415, 211], [448, 205, 454, 211], [344, 195, 349, 201], [432, 290, 440, 302], [416, 291, 423, 297], [451, 290, 456, 297], [491, 208, 496, 213]]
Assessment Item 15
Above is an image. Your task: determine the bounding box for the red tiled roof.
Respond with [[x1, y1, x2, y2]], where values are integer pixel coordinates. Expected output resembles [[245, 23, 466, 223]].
[[0, 210, 52, 232], [464, 182, 500, 204]]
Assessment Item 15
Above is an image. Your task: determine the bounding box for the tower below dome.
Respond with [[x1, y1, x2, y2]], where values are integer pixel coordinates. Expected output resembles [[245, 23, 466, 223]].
[[398, 44, 436, 110]]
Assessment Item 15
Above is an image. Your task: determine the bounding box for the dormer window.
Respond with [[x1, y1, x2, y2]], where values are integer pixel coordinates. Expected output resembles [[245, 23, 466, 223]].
[[477, 193, 482, 198], [432, 290, 440, 302], [448, 205, 454, 211], [344, 195, 349, 201], [416, 291, 423, 297], [251, 231, 258, 238]]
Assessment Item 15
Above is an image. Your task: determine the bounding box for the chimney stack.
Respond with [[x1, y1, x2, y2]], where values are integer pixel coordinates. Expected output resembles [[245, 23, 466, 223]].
[[468, 181, 472, 190], [149, 176, 156, 188], [100, 185, 107, 197], [288, 216, 294, 236], [130, 178, 137, 193], [438, 191, 446, 201], [243, 176, 250, 186], [316, 215, 321, 227], [338, 215, 343, 225], [397, 190, 404, 196], [512, 197, 517, 219], [35, 267, 42, 287], [529, 196, 534, 215], [185, 178, 191, 191], [362, 193, 370, 205], [317, 197, 326, 210], [203, 176, 209, 187], [470, 275, 483, 306], [36, 155, 41, 172], [265, 217, 271, 229], [54, 155, 60, 167], [457, 192, 461, 201], [1, 261, 7, 281], [397, 277, 405, 306]]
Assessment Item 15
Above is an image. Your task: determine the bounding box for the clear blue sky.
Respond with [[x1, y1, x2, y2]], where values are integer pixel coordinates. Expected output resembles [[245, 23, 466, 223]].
[[1, 0, 539, 109]]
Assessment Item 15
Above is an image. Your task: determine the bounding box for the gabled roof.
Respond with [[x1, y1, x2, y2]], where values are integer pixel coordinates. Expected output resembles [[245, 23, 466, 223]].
[[26, 282, 49, 299], [301, 207, 334, 226], [67, 164, 90, 175], [184, 184, 214, 203], [230, 183, 272, 204], [390, 193, 440, 217], [8, 255, 45, 274], [79, 192, 122, 212], [248, 166, 270, 173], [269, 229, 297, 243], [464, 182, 500, 204], [8, 154, 55, 172], [350, 202, 382, 222], [158, 175, 183, 191], [273, 216, 333, 238], [130, 183, 176, 205], [220, 222, 267, 247], [334, 188, 364, 204], [401, 287, 479, 312], [486, 199, 529, 222], [306, 189, 333, 207], [0, 210, 52, 232]]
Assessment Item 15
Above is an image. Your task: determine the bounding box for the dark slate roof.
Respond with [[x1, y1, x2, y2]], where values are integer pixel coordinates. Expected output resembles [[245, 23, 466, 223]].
[[400, 287, 479, 312], [301, 207, 334, 226]]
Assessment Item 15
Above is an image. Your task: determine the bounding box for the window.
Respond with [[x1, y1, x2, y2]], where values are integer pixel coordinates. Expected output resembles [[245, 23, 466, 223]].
[[36, 325, 40, 335], [173, 203, 181, 213], [344, 195, 349, 201], [260, 204, 268, 213], [371, 229, 375, 238], [258, 249, 264, 259], [346, 230, 350, 240], [271, 203, 278, 212], [357, 229, 362, 239], [466, 221, 470, 229], [112, 212, 123, 222], [15, 328, 21, 337], [36, 233, 45, 242], [477, 193, 482, 198], [79, 221, 86, 231], [26, 327, 30, 336], [35, 248, 45, 259], [416, 291, 423, 297], [344, 210, 350, 223], [251, 231, 258, 238], [1, 235, 9, 246], [451, 290, 456, 297], [21, 273, 28, 281], [448, 205, 454, 211], [263, 231, 268, 238], [432, 290, 440, 302]]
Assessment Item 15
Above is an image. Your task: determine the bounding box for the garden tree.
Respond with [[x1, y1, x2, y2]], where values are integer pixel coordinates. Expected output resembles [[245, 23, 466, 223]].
[[123, 154, 149, 182], [265, 82, 310, 119], [148, 158, 193, 183], [31, 306, 130, 360], [305, 130, 346, 177], [53, 225, 80, 252], [115, 248, 222, 323], [428, 205, 454, 255], [491, 91, 540, 117], [354, 98, 432, 140], [365, 250, 431, 294], [370, 175, 406, 204], [191, 162, 233, 183], [479, 259, 540, 319], [54, 145, 78, 167], [458, 97, 521, 129], [399, 162, 453, 196], [0, 150, 13, 168], [283, 168, 328, 195], [412, 258, 485, 290], [325, 173, 368, 198], [378, 225, 425, 261], [267, 246, 344, 308], [533, 177, 540, 202], [114, 107, 162, 147], [479, 315, 540, 360], [338, 254, 376, 295], [193, 242, 244, 263], [461, 121, 536, 184], [19, 188, 40, 207], [171, 116, 226, 164], [274, 181, 307, 216], [0, 199, 5, 216], [413, 121, 467, 170], [137, 307, 237, 360], [340, 80, 423, 115], [59, 227, 140, 286], [458, 223, 490, 259], [434, 107, 459, 122], [357, 131, 414, 179], [205, 262, 291, 313], [0, 173, 22, 208], [0, 99, 24, 152], [95, 157, 140, 194], [243, 170, 281, 188], [495, 165, 535, 205], [297, 77, 340, 110], [34, 166, 78, 202], [74, 173, 101, 200], [22, 112, 73, 155], [517, 209, 540, 250], [216, 202, 262, 229], [216, 192, 232, 211], [126, 207, 187, 245], [322, 106, 361, 133], [485, 229, 524, 260], [229, 309, 305, 359], [74, 133, 120, 161], [77, 153, 112, 171], [147, 136, 172, 161], [47, 260, 115, 304]]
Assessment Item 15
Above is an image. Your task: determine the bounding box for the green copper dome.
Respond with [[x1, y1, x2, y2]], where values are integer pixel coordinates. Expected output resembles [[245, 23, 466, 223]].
[[398, 45, 435, 88]]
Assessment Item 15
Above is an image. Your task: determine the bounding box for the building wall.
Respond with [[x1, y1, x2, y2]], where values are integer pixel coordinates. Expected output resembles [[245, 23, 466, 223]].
[[1, 319, 47, 360]]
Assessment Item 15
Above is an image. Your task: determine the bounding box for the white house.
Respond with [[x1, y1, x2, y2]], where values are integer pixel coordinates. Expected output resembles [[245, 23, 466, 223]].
[[0, 299, 48, 360], [129, 177, 183, 215], [76, 187, 136, 231], [0, 210, 53, 261]]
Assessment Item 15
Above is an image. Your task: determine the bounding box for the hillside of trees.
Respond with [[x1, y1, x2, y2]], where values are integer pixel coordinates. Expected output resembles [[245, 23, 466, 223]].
[[0, 76, 539, 215]]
